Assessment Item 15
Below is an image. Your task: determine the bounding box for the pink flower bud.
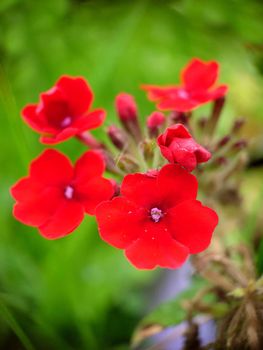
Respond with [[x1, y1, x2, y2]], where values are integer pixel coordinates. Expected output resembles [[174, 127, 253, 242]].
[[147, 111, 165, 138], [115, 93, 142, 141], [115, 93, 138, 121], [107, 125, 126, 150]]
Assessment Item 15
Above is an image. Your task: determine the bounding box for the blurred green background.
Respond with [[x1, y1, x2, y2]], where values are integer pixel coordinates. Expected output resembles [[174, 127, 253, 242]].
[[1, 0, 263, 349]]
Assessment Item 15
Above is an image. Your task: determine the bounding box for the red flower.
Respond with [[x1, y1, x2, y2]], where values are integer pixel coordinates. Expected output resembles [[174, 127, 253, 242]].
[[95, 164, 218, 270], [158, 124, 211, 171], [11, 149, 114, 239], [22, 76, 105, 144], [142, 58, 228, 112]]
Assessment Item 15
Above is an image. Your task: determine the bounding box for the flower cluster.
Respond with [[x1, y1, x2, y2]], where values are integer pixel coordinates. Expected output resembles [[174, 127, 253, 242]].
[[11, 58, 231, 270]]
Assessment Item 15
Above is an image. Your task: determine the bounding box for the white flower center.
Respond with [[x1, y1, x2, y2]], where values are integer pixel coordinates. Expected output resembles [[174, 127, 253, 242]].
[[64, 185, 74, 199], [150, 207, 163, 223], [61, 116, 72, 128], [177, 89, 189, 99]]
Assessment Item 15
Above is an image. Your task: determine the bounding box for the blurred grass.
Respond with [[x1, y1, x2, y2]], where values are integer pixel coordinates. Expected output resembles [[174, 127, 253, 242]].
[[1, 0, 263, 349]]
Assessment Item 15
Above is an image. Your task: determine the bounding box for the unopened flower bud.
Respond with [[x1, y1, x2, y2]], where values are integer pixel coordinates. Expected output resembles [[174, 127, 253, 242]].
[[232, 139, 247, 151], [232, 118, 245, 134], [93, 149, 123, 176], [147, 112, 165, 138], [207, 97, 225, 135], [107, 125, 126, 150], [216, 135, 231, 149], [169, 111, 188, 125], [117, 155, 139, 173], [215, 156, 228, 166], [77, 131, 104, 149], [115, 93, 137, 121], [198, 117, 208, 129], [115, 93, 142, 141], [109, 179, 120, 197], [146, 169, 159, 178]]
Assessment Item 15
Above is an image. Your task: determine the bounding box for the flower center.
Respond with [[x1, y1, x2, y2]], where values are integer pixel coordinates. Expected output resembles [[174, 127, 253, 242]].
[[61, 116, 72, 128], [64, 185, 74, 199], [177, 89, 189, 99], [150, 207, 163, 223]]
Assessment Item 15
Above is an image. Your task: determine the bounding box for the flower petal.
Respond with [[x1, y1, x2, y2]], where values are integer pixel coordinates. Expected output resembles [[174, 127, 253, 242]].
[[40, 127, 79, 144], [121, 173, 160, 208], [39, 200, 84, 239], [11, 177, 43, 202], [30, 149, 74, 186], [182, 59, 219, 91], [13, 187, 62, 227], [22, 104, 54, 133], [56, 76, 93, 116], [172, 149, 197, 172], [141, 85, 179, 101], [96, 197, 144, 249], [157, 97, 197, 112], [76, 177, 114, 215], [207, 85, 228, 100], [167, 200, 218, 254], [74, 109, 106, 131], [125, 222, 189, 269], [74, 150, 105, 181], [157, 164, 198, 208]]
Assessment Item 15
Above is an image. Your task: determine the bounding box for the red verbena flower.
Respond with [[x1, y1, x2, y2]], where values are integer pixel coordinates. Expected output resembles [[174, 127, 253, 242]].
[[142, 58, 228, 112], [158, 124, 211, 171], [22, 76, 105, 144], [95, 164, 218, 270], [11, 149, 114, 239]]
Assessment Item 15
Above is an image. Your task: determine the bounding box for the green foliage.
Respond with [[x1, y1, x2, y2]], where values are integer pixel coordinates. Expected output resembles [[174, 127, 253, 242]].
[[0, 0, 263, 348]]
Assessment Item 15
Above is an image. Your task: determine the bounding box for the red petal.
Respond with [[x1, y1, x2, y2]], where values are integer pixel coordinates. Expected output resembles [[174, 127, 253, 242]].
[[157, 97, 197, 112], [56, 76, 93, 116], [121, 173, 160, 208], [195, 146, 211, 163], [158, 124, 191, 145], [22, 104, 54, 133], [11, 177, 43, 202], [74, 109, 105, 131], [96, 197, 144, 249], [182, 59, 219, 91], [76, 177, 114, 215], [125, 222, 189, 269], [40, 127, 79, 144], [39, 200, 84, 239], [13, 187, 62, 227], [74, 151, 105, 181], [30, 149, 74, 186], [141, 85, 178, 101], [207, 85, 228, 100], [171, 149, 197, 171], [167, 200, 218, 254], [157, 164, 198, 208]]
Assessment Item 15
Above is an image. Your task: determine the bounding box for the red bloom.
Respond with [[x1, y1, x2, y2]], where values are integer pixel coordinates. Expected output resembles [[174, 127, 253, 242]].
[[96, 164, 218, 270], [11, 149, 114, 239], [142, 58, 228, 112], [158, 124, 211, 171], [22, 76, 105, 144]]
